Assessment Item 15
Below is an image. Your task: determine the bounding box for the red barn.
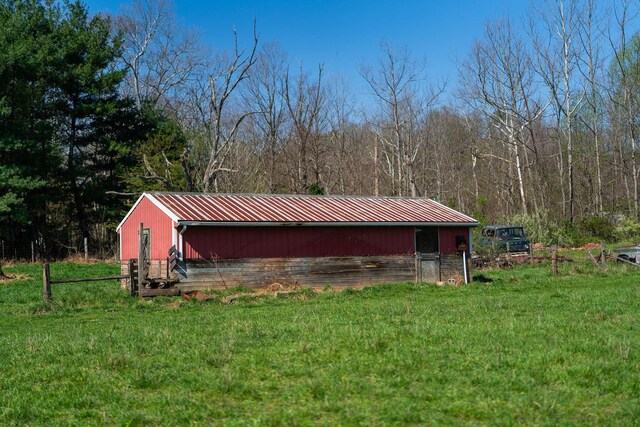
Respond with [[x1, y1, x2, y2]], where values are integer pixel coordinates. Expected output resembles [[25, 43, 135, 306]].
[[117, 192, 478, 289]]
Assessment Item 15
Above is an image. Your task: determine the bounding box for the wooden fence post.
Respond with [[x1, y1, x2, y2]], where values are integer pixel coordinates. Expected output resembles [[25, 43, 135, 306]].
[[586, 250, 600, 268], [128, 259, 136, 296], [84, 237, 88, 261], [600, 241, 607, 271], [43, 263, 52, 302], [138, 223, 144, 297], [31, 241, 35, 263], [551, 246, 558, 276], [529, 243, 534, 262], [2, 240, 4, 261]]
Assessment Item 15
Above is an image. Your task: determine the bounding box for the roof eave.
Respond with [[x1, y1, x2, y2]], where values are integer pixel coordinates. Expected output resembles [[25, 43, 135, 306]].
[[116, 193, 146, 232], [116, 193, 181, 232], [177, 220, 480, 227]]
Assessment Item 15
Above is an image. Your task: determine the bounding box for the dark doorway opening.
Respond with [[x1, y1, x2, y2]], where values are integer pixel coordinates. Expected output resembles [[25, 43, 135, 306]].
[[415, 228, 438, 254]]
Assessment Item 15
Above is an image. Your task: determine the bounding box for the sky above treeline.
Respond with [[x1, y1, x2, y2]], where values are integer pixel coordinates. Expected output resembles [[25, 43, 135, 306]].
[[85, 0, 536, 102]]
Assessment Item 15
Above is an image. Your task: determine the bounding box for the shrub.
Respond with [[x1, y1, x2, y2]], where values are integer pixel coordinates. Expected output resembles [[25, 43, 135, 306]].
[[501, 211, 575, 247], [577, 216, 616, 242], [498, 212, 640, 246], [614, 215, 640, 242]]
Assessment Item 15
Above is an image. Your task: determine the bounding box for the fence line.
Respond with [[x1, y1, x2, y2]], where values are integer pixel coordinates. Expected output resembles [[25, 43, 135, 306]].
[[0, 239, 119, 262]]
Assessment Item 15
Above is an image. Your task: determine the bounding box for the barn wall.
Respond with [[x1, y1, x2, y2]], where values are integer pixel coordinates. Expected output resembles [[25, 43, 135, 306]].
[[182, 226, 415, 259], [175, 256, 416, 290], [119, 254, 471, 290], [440, 254, 469, 282], [439, 227, 472, 255], [119, 197, 175, 260]]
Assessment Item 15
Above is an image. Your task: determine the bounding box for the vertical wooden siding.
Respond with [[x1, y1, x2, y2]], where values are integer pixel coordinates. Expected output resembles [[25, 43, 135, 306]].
[[119, 197, 175, 260], [439, 227, 472, 255], [183, 226, 415, 259]]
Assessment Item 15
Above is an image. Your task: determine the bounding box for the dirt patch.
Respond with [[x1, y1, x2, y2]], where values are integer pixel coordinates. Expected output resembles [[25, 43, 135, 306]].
[[167, 300, 184, 309], [575, 242, 601, 251], [0, 273, 29, 283], [222, 282, 305, 304], [261, 282, 299, 294], [182, 291, 215, 302]]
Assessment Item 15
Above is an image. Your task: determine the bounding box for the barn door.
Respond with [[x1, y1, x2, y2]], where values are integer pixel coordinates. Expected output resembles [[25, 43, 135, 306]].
[[138, 225, 151, 285], [419, 253, 440, 283], [416, 228, 440, 283], [142, 228, 151, 260]]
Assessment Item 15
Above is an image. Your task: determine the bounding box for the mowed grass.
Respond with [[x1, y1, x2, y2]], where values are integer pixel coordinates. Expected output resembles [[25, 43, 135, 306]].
[[1, 256, 639, 425]]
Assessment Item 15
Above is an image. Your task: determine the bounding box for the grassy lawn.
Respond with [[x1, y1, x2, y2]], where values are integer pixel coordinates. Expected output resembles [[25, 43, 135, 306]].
[[1, 255, 639, 425]]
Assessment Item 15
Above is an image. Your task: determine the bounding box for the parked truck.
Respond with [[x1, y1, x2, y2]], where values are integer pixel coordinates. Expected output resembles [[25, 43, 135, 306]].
[[477, 225, 531, 255]]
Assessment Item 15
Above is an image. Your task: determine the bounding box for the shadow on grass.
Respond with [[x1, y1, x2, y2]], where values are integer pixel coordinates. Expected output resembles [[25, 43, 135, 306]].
[[473, 274, 493, 283]]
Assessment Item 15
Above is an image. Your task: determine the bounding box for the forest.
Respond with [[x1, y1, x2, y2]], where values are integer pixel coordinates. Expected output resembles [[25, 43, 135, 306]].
[[2, 0, 640, 258]]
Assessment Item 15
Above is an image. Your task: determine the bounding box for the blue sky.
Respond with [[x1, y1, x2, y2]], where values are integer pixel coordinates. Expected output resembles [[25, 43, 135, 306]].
[[86, 0, 530, 102]]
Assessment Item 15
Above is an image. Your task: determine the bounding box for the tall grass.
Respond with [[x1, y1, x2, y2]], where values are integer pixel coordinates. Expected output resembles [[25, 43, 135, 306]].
[[0, 258, 639, 425]]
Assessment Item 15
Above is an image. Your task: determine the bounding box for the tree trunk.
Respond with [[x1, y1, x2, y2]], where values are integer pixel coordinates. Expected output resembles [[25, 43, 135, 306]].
[[374, 134, 379, 196], [514, 142, 528, 214]]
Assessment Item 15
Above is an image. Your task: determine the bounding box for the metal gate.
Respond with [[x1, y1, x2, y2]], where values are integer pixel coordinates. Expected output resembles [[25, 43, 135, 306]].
[[417, 253, 440, 283]]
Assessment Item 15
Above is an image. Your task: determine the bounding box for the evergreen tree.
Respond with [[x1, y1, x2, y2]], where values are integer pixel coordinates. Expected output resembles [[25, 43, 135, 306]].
[[0, 0, 56, 241], [0, 0, 147, 254]]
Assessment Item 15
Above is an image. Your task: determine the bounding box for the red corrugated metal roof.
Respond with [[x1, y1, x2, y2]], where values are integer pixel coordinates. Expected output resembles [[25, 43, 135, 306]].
[[144, 192, 477, 225]]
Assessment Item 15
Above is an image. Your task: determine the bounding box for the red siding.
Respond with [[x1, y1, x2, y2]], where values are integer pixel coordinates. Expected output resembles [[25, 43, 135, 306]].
[[439, 227, 471, 255], [183, 226, 415, 259], [119, 197, 175, 260]]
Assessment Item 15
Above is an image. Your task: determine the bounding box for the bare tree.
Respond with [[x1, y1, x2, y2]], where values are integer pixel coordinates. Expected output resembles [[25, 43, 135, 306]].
[[460, 18, 545, 214], [532, 0, 585, 223], [608, 0, 640, 217], [243, 43, 288, 192], [361, 43, 442, 197], [577, 0, 606, 213], [323, 76, 360, 194], [197, 26, 259, 192], [116, 0, 206, 109], [283, 63, 325, 194]]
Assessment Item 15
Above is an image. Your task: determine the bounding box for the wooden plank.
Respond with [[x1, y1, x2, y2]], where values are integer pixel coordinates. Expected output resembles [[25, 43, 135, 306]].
[[615, 256, 640, 267], [138, 223, 145, 295], [168, 252, 177, 272], [42, 263, 51, 302], [587, 250, 600, 268], [128, 259, 137, 296], [176, 256, 416, 289], [50, 275, 130, 284], [139, 288, 181, 297]]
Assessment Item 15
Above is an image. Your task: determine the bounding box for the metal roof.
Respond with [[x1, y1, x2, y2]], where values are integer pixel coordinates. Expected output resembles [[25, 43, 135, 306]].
[[138, 192, 477, 226]]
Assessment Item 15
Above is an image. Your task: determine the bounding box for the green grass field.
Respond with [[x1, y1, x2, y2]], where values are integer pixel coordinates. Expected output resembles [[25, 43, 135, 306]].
[[1, 255, 639, 425]]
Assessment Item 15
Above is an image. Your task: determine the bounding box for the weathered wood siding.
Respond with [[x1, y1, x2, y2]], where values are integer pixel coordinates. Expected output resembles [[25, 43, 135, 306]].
[[174, 256, 416, 290], [120, 259, 170, 278], [439, 254, 466, 281], [119, 254, 470, 290]]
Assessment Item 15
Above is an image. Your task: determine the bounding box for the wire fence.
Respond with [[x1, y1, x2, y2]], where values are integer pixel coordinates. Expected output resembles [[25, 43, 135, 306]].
[[0, 238, 119, 263]]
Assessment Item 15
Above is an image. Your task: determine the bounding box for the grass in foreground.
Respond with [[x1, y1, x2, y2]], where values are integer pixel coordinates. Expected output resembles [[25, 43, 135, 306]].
[[0, 257, 639, 425]]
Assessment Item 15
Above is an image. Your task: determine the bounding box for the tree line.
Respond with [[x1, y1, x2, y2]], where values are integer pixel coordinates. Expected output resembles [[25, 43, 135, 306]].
[[1, 0, 640, 257]]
